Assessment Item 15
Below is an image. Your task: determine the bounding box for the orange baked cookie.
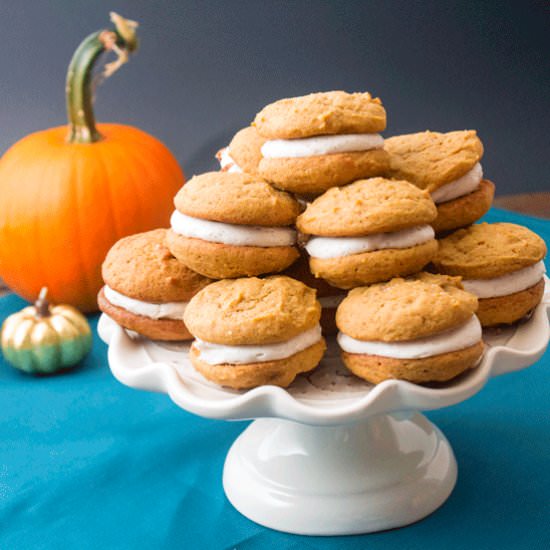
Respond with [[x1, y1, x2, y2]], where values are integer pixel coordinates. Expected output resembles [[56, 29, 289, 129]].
[[432, 222, 547, 326], [385, 130, 492, 232], [254, 91, 390, 194], [296, 178, 438, 288], [98, 229, 212, 341], [183, 276, 326, 389], [336, 274, 483, 384], [167, 172, 300, 279], [216, 126, 265, 175]]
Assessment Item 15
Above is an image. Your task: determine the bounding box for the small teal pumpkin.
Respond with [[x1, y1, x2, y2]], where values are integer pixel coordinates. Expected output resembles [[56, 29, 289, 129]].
[[1, 287, 92, 374]]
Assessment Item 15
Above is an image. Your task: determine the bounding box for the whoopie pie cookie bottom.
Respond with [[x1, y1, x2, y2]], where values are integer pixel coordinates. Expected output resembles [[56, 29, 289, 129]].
[[259, 148, 390, 195], [309, 240, 438, 289], [341, 341, 484, 385], [476, 279, 545, 327], [189, 339, 326, 390], [432, 179, 495, 234], [166, 231, 299, 279], [98, 287, 193, 341]]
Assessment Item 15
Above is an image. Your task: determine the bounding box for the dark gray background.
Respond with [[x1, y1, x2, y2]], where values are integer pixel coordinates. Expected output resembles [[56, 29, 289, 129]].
[[1, 1, 548, 195]]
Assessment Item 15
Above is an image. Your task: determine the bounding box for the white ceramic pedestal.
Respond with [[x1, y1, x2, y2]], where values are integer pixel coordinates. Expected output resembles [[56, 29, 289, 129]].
[[224, 414, 456, 535], [98, 281, 549, 536]]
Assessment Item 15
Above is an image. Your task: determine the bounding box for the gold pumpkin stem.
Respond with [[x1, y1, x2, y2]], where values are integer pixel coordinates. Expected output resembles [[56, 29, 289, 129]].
[[35, 287, 51, 318], [65, 12, 139, 144]]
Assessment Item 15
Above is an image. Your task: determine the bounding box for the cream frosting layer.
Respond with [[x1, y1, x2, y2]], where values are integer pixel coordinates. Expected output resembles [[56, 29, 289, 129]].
[[462, 261, 546, 299], [194, 325, 323, 365], [338, 315, 482, 359], [261, 133, 384, 159], [104, 285, 187, 320], [304, 225, 435, 259], [216, 147, 243, 173], [171, 210, 296, 247], [431, 163, 483, 204]]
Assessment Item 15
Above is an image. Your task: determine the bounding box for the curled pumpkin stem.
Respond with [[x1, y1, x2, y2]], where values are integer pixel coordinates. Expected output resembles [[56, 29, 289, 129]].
[[66, 12, 139, 144]]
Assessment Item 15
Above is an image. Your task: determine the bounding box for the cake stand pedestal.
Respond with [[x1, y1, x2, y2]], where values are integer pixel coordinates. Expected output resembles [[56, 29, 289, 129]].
[[223, 414, 455, 534], [98, 282, 549, 536]]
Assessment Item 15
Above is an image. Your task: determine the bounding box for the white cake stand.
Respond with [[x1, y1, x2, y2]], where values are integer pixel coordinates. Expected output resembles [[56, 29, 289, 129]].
[[98, 281, 550, 536]]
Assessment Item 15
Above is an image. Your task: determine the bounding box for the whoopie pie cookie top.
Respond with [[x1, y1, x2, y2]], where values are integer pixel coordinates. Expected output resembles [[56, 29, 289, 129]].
[[228, 126, 265, 175], [296, 178, 437, 237], [254, 91, 387, 139], [336, 273, 478, 342], [385, 130, 484, 192], [174, 172, 300, 226], [432, 223, 547, 279], [183, 276, 321, 345], [102, 229, 212, 303]]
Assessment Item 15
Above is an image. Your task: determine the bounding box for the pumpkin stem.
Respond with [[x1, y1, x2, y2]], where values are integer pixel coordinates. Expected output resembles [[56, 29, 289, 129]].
[[35, 287, 51, 318], [66, 12, 139, 144]]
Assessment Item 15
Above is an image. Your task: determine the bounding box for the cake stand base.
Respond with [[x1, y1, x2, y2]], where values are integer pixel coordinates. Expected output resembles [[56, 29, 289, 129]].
[[223, 413, 457, 535]]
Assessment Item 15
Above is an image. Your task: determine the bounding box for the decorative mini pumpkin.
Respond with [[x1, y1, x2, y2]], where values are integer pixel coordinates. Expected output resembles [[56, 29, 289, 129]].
[[1, 288, 92, 374], [0, 13, 185, 312]]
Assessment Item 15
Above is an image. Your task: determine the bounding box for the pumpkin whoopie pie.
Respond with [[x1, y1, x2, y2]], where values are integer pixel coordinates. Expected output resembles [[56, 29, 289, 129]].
[[183, 276, 326, 389], [385, 130, 494, 233], [254, 91, 390, 195], [432, 223, 547, 327], [336, 273, 484, 384], [98, 229, 212, 341], [167, 172, 300, 279], [216, 126, 265, 175], [296, 178, 438, 288]]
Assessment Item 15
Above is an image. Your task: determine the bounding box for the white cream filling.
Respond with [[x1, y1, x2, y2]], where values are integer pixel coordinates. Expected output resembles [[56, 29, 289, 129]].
[[462, 261, 546, 299], [216, 146, 243, 173], [338, 315, 481, 359], [431, 163, 483, 204], [170, 210, 296, 247], [194, 325, 323, 365], [305, 225, 434, 260], [261, 133, 384, 159], [104, 285, 187, 320], [319, 295, 346, 308]]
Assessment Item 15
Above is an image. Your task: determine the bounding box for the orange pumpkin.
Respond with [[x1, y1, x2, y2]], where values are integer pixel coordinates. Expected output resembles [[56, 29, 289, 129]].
[[0, 13, 184, 312]]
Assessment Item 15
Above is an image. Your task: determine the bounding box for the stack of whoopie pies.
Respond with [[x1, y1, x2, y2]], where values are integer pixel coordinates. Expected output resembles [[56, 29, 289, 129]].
[[99, 90, 547, 389]]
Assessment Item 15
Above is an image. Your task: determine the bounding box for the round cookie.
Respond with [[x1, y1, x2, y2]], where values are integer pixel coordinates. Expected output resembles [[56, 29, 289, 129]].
[[385, 130, 484, 191], [184, 276, 327, 389], [167, 172, 300, 279], [297, 177, 437, 236], [432, 222, 547, 326], [98, 229, 212, 341], [336, 273, 478, 341], [216, 126, 265, 175], [431, 179, 495, 234], [432, 223, 546, 278], [189, 341, 326, 389], [254, 91, 387, 139], [385, 130, 490, 232], [296, 178, 439, 288], [174, 171, 298, 226], [255, 91, 390, 194], [473, 279, 545, 327], [342, 343, 484, 385], [336, 273, 483, 384], [259, 149, 390, 195], [309, 241, 438, 289]]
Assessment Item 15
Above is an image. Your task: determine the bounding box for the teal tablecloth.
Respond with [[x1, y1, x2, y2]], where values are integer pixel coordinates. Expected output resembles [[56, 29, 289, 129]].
[[1, 208, 549, 549]]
